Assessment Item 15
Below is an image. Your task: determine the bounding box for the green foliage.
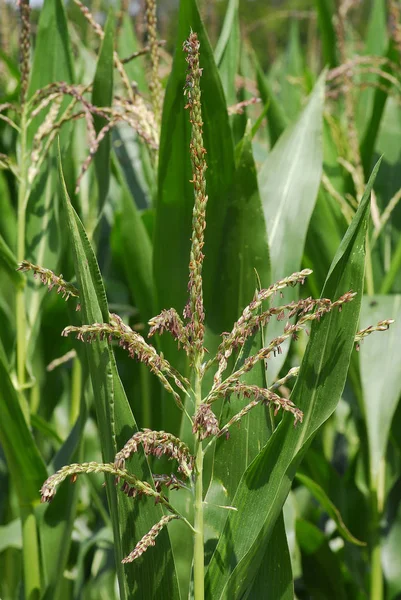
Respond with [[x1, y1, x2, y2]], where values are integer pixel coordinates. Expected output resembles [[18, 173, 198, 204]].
[[0, 1, 400, 599]]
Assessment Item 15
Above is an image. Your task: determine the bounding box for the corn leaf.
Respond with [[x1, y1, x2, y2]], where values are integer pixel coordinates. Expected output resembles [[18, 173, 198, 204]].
[[25, 0, 75, 361], [315, 0, 337, 68], [296, 519, 347, 599], [215, 0, 240, 106], [0, 358, 47, 505], [253, 51, 288, 146], [205, 159, 380, 599], [154, 0, 235, 333], [359, 295, 401, 486], [58, 144, 180, 600], [91, 9, 114, 220], [246, 514, 294, 599], [258, 72, 324, 380], [205, 124, 271, 526], [295, 473, 365, 546], [0, 234, 24, 288], [113, 160, 155, 326]]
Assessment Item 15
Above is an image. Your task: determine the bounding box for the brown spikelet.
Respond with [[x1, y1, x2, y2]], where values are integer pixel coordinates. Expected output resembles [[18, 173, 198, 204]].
[[145, 0, 163, 125], [17, 260, 81, 308], [122, 515, 178, 563], [182, 31, 208, 363], [40, 462, 155, 504], [18, 0, 31, 106], [114, 429, 194, 478]]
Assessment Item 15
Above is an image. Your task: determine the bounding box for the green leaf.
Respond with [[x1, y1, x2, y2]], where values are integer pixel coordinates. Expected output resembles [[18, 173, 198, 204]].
[[205, 332, 270, 541], [153, 0, 236, 434], [91, 9, 114, 220], [0, 48, 20, 103], [111, 162, 159, 429], [0, 234, 24, 288], [73, 526, 114, 598], [283, 491, 302, 578], [246, 514, 294, 600], [154, 0, 235, 332], [360, 41, 399, 178], [28, 0, 74, 99], [356, 0, 387, 136], [253, 52, 288, 146], [205, 124, 271, 533], [303, 187, 346, 297], [0, 519, 22, 553], [359, 295, 401, 485], [30, 413, 63, 444], [315, 0, 337, 68], [258, 72, 325, 380], [259, 71, 324, 282], [382, 497, 401, 600], [279, 19, 304, 120], [295, 473, 365, 546], [205, 160, 380, 599], [25, 0, 75, 358], [40, 385, 87, 600], [296, 519, 347, 600], [113, 160, 155, 326], [0, 288, 15, 368], [213, 123, 271, 336], [57, 145, 180, 599], [117, 15, 149, 94], [0, 172, 16, 250], [0, 358, 47, 505], [25, 165, 61, 360], [27, 0, 74, 150], [215, 0, 240, 106]]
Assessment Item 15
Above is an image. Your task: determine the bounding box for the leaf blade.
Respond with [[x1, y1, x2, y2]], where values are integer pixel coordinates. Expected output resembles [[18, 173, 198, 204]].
[[359, 295, 401, 485], [57, 144, 180, 600], [206, 160, 380, 599], [258, 72, 325, 380]]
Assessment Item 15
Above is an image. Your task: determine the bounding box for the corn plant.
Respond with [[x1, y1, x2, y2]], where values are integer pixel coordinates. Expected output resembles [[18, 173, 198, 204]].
[[0, 1, 400, 599]]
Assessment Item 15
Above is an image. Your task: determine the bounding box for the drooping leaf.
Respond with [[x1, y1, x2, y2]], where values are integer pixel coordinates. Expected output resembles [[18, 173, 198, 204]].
[[205, 160, 380, 599], [57, 145, 180, 599], [295, 473, 365, 546]]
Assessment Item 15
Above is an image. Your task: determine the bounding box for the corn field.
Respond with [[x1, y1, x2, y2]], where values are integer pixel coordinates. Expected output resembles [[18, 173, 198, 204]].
[[0, 1, 401, 599]]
